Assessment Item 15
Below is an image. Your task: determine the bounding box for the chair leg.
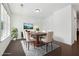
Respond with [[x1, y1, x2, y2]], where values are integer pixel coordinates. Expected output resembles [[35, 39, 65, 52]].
[[28, 42, 29, 50], [46, 43, 48, 52], [51, 42, 52, 50], [26, 42, 27, 47], [34, 42, 35, 49]]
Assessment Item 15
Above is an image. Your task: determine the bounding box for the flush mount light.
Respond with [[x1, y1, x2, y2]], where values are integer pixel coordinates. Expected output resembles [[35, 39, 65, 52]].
[[35, 9, 40, 12]]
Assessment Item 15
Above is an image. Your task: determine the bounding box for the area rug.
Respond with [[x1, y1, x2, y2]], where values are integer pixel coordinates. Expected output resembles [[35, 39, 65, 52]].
[[21, 40, 60, 56]]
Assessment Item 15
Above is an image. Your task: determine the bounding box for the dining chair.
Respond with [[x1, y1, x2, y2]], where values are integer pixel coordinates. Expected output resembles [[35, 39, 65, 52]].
[[39, 30, 47, 40], [23, 30, 36, 50], [41, 32, 53, 52]]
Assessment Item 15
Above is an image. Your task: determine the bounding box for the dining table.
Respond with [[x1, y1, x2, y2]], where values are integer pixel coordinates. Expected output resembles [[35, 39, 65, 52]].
[[30, 31, 47, 47]]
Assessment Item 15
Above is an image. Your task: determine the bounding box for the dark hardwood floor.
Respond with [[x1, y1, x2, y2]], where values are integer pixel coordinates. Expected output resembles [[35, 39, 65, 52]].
[[3, 40, 25, 56], [3, 37, 79, 56], [45, 41, 79, 56]]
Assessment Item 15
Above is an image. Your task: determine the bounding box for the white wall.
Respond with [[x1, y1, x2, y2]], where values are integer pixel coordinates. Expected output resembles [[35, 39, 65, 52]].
[[41, 15, 54, 31], [42, 5, 76, 45], [53, 5, 72, 45], [11, 14, 43, 39], [71, 7, 77, 42]]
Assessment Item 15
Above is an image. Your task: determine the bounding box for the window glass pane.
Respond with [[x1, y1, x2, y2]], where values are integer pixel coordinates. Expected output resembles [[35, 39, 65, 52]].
[[0, 4, 10, 41], [0, 4, 1, 40]]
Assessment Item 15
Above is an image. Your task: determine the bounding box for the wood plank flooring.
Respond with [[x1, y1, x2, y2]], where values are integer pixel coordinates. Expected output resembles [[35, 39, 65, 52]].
[[2, 38, 79, 56], [3, 40, 25, 56]]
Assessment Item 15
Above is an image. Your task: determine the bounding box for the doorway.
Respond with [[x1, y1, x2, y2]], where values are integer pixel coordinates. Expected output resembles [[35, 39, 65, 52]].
[[77, 12, 79, 42]]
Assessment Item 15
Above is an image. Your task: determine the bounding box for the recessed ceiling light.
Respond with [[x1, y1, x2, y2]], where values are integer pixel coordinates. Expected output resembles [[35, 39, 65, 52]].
[[20, 4, 24, 7], [35, 9, 40, 12]]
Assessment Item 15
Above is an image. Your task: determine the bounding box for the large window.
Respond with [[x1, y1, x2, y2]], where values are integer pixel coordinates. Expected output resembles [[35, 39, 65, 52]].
[[0, 4, 1, 39], [0, 4, 10, 41]]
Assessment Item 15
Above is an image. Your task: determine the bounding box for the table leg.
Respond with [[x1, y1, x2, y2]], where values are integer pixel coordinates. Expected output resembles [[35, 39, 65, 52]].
[[35, 35, 40, 47]]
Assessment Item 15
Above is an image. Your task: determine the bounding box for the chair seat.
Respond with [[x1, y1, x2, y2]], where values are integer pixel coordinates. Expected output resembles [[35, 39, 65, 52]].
[[41, 38, 53, 43], [26, 37, 36, 42], [30, 37, 36, 41]]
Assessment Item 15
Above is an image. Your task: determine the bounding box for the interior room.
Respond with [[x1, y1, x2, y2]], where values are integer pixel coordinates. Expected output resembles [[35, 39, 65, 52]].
[[0, 3, 79, 56]]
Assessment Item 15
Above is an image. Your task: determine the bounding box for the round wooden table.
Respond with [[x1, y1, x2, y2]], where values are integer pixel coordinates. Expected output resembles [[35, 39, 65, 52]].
[[31, 32, 46, 47]]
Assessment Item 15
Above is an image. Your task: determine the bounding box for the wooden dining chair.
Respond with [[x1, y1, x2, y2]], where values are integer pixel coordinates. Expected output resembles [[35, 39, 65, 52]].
[[23, 30, 36, 50], [41, 32, 53, 52]]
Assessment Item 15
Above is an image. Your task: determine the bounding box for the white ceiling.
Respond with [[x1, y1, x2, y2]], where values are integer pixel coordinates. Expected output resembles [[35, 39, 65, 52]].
[[8, 3, 79, 19]]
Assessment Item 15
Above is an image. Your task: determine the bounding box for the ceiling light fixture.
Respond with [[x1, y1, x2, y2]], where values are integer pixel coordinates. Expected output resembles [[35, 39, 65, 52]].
[[35, 9, 40, 12]]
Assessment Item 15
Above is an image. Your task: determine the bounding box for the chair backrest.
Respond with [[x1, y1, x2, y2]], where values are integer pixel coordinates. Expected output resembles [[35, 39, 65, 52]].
[[45, 32, 53, 42], [23, 30, 31, 41]]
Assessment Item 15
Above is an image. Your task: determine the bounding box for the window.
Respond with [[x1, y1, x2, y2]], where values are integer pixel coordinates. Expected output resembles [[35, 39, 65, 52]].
[[0, 4, 1, 39], [0, 4, 10, 41]]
